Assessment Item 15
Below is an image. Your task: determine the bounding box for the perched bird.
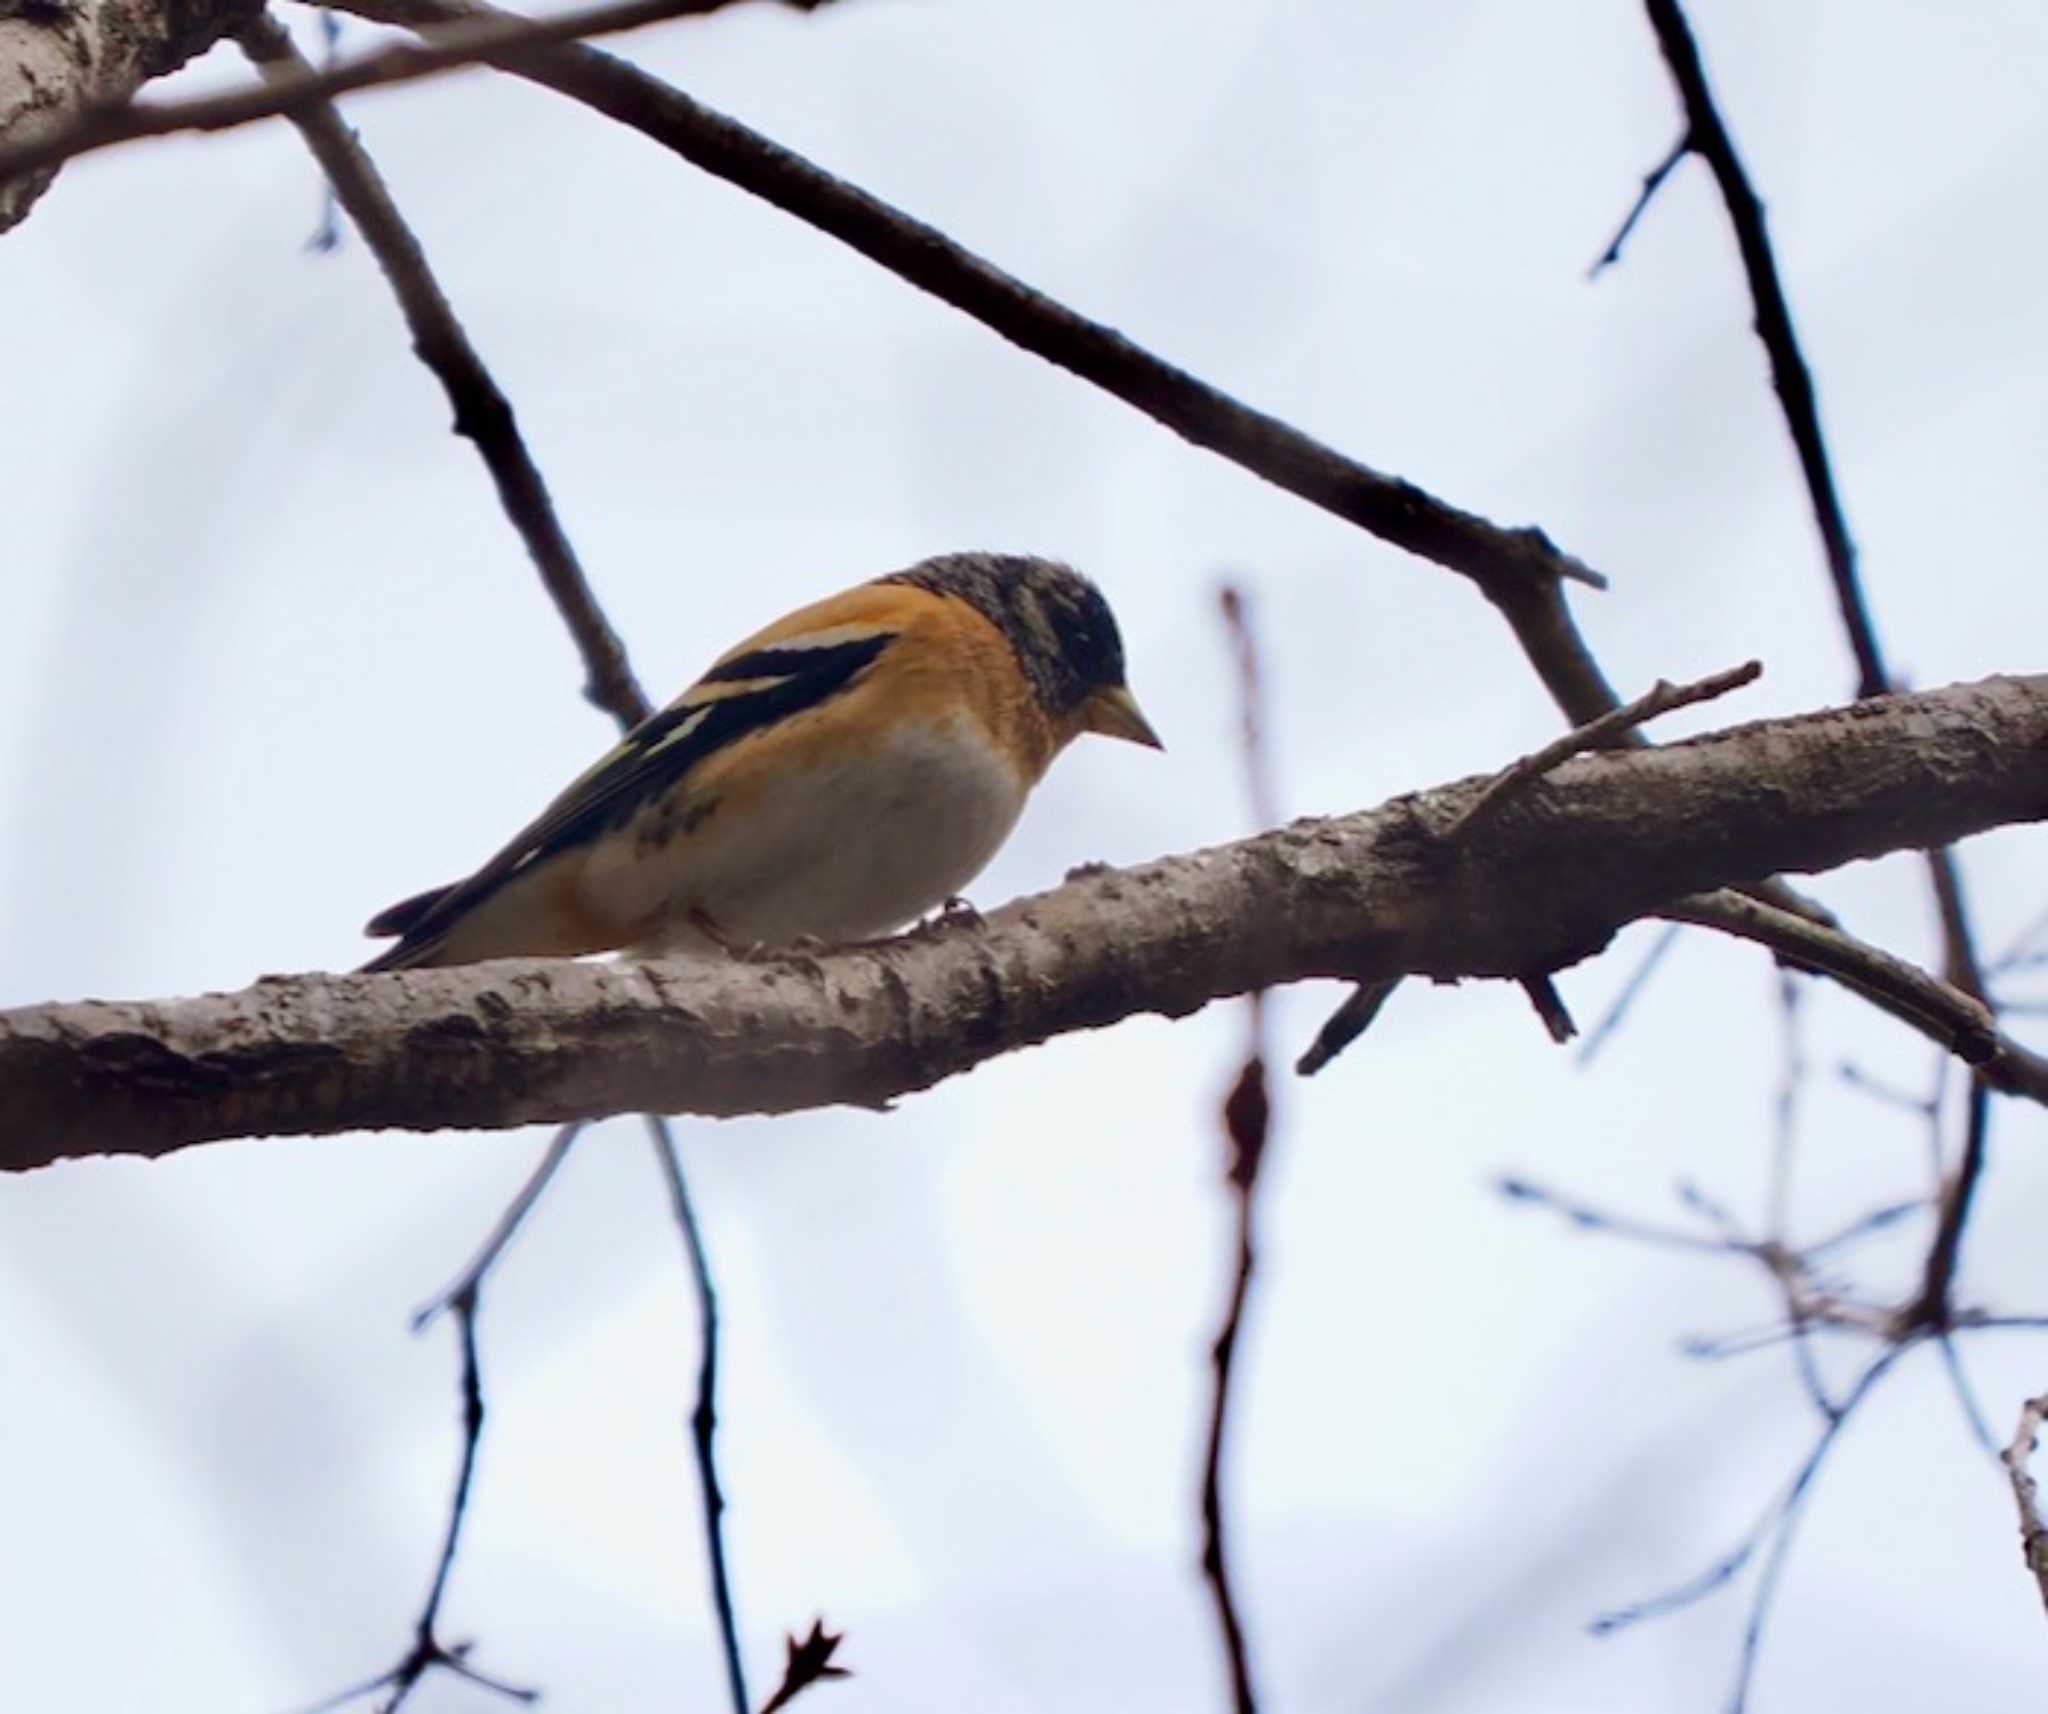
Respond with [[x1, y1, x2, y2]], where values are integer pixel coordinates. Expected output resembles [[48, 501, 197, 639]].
[[362, 553, 1160, 971]]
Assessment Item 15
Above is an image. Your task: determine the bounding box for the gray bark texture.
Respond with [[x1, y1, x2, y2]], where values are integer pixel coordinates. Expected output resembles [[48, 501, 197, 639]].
[[2, 672, 2044, 1171], [0, 0, 259, 230]]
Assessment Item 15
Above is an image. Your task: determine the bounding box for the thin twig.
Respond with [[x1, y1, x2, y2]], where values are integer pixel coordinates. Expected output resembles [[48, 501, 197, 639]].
[[1497, 1176, 1748, 1255], [1197, 584, 1284, 1714], [1574, 922, 1682, 1067], [1636, 0, 1880, 698], [413, 1122, 584, 1327], [1935, 1334, 1998, 1458], [1800, 1198, 1925, 1261], [1767, 973, 1803, 1243], [1217, 586, 1280, 833], [1664, 891, 2048, 1107], [1591, 1342, 1908, 1714], [301, 1292, 538, 1713], [1991, 903, 2048, 976], [1203, 1054, 1267, 1714], [1294, 978, 1397, 1077], [1927, 845, 1990, 1002], [1765, 975, 1837, 1420], [1445, 659, 1760, 836], [1517, 972, 1578, 1044], [1587, 132, 1689, 278], [2002, 1391, 2048, 1617], [646, 1115, 749, 1714], [1722, 1347, 1905, 1713], [1902, 1077, 1992, 1332], [1836, 1060, 1940, 1119], [238, 11, 649, 728]]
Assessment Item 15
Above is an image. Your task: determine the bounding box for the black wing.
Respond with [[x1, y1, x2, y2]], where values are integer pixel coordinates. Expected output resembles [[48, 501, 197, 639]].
[[363, 629, 894, 965]]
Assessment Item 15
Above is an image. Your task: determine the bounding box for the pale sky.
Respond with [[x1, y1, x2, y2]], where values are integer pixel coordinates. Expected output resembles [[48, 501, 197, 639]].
[[4, 2, 2048, 1710]]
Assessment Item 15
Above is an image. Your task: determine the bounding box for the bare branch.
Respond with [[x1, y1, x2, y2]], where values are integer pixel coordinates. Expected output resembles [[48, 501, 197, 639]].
[[1294, 977, 1397, 1077], [301, 1292, 538, 1713], [646, 1116, 748, 1714], [1202, 1055, 1267, 1714], [1902, 1078, 1993, 1332], [238, 12, 649, 726], [4, 674, 2044, 1164], [1517, 973, 1578, 1044], [1636, 0, 1880, 698], [2003, 1392, 2048, 1618], [1587, 132, 1688, 278], [1444, 659, 1760, 836], [1574, 923, 1682, 1067], [1198, 585, 1280, 1714], [414, 1122, 583, 1325], [1592, 1342, 1911, 1713], [1665, 890, 2048, 1107], [1312, 660, 1778, 1076], [334, 0, 1646, 733], [1627, 9, 2008, 1383]]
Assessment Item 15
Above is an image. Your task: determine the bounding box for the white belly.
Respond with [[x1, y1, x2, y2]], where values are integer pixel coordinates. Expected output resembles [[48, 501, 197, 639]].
[[588, 711, 1031, 953]]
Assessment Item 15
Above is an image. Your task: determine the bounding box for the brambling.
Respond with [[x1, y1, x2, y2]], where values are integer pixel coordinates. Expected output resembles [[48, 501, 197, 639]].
[[362, 553, 1161, 971]]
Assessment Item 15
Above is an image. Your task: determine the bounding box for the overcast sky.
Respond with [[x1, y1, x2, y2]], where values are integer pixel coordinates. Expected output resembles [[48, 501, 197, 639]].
[[5, 2, 2048, 1710]]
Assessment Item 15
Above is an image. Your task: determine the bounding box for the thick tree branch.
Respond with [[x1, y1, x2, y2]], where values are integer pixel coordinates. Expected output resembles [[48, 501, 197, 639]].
[[3, 675, 2044, 1166]]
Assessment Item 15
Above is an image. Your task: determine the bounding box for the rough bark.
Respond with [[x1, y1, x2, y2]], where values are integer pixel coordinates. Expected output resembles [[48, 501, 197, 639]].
[[0, 0, 261, 230], [3, 673, 2044, 1169]]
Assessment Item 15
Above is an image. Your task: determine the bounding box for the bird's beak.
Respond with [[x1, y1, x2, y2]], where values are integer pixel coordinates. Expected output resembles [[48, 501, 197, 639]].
[[1083, 684, 1164, 750]]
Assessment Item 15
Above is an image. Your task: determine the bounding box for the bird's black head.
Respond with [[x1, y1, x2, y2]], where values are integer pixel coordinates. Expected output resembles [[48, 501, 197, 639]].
[[878, 553, 1160, 746]]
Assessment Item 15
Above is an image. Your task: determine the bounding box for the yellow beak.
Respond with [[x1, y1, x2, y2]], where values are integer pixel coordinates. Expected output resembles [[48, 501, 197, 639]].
[[1082, 683, 1164, 750]]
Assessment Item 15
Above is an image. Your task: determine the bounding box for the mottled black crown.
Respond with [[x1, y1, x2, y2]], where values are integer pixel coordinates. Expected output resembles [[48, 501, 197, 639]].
[[878, 553, 1128, 717]]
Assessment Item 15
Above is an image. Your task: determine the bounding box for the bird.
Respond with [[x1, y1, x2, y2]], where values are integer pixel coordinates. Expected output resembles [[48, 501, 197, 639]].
[[361, 552, 1161, 971]]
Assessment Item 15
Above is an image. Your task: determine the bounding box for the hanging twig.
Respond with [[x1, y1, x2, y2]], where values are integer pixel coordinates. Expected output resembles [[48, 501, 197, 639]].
[[647, 1114, 749, 1714]]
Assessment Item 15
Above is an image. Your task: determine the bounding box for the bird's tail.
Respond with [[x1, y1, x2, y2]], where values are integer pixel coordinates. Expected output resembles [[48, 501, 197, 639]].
[[360, 882, 455, 971]]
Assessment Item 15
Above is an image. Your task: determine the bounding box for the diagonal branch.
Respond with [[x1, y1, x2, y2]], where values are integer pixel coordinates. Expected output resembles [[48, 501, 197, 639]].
[[1662, 892, 2047, 1105], [238, 11, 649, 727], [1637, 0, 1879, 698], [330, 0, 1633, 728], [4, 673, 2044, 1164]]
